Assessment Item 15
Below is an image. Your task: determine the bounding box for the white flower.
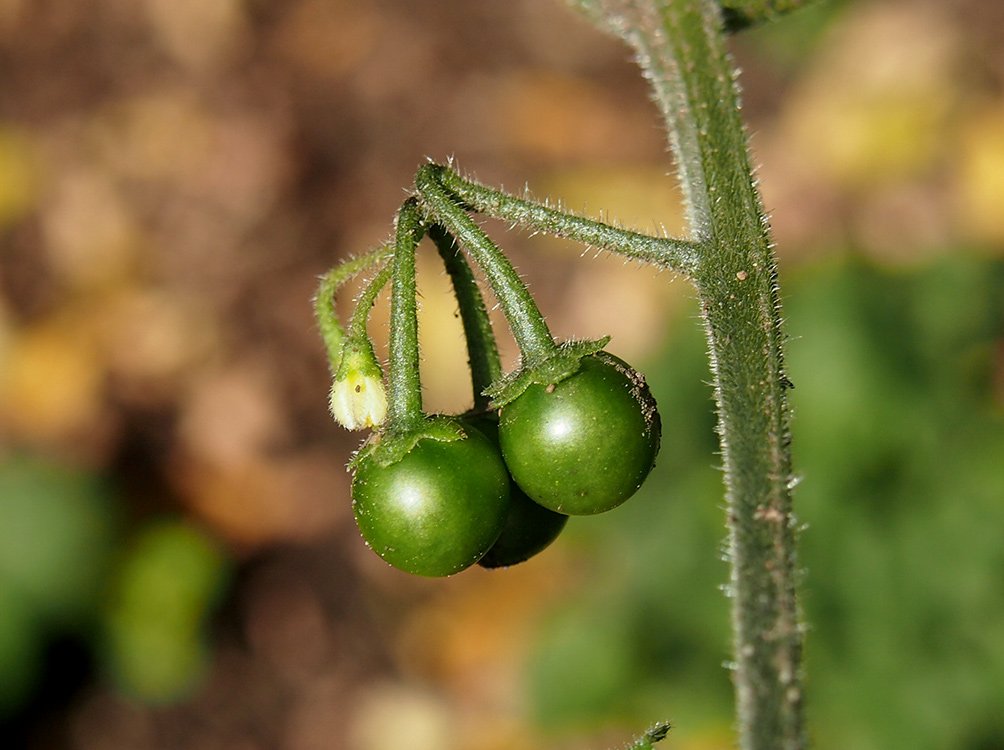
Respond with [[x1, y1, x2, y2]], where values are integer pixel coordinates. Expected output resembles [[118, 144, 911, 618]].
[[330, 370, 387, 430]]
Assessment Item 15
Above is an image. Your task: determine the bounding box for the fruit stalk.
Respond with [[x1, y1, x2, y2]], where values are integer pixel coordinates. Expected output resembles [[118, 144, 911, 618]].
[[416, 164, 559, 365], [385, 199, 429, 430], [430, 225, 502, 410]]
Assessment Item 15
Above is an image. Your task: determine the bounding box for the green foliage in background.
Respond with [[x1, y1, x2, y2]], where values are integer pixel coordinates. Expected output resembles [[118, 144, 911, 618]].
[[101, 520, 229, 703], [528, 254, 1004, 750], [0, 460, 228, 715], [0, 459, 117, 716]]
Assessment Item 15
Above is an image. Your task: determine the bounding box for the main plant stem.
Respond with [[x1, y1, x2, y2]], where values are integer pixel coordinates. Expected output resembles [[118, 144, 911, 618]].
[[576, 1, 805, 747]]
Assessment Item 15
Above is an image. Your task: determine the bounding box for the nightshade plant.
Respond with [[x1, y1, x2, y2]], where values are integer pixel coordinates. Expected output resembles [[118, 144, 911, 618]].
[[317, 193, 662, 576], [315, 0, 810, 748]]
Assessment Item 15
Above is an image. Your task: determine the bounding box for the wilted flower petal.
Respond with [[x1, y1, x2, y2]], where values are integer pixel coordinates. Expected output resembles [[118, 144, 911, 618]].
[[330, 370, 387, 430]]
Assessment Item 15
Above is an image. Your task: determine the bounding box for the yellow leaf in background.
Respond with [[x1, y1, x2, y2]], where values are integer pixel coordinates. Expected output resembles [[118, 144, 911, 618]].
[[414, 252, 480, 416], [349, 683, 456, 750], [779, 3, 957, 188], [0, 318, 105, 444], [536, 166, 685, 237], [533, 166, 689, 361], [955, 106, 1004, 245], [0, 127, 38, 229]]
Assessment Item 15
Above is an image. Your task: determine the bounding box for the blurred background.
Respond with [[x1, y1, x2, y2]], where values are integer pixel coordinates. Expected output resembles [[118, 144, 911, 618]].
[[1, 0, 1003, 748]]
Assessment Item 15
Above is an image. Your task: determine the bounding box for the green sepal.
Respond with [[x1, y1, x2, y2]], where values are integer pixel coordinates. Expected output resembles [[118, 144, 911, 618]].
[[485, 336, 610, 408], [349, 415, 469, 470], [623, 722, 672, 750], [334, 337, 382, 382]]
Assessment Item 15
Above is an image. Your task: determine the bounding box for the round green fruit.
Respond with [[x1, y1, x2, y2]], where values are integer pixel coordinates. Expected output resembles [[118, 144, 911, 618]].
[[498, 351, 660, 515], [351, 424, 509, 576], [464, 415, 568, 569], [478, 489, 568, 568]]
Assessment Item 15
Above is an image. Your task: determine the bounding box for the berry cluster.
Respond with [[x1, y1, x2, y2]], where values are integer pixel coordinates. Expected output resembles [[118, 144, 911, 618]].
[[316, 167, 662, 576]]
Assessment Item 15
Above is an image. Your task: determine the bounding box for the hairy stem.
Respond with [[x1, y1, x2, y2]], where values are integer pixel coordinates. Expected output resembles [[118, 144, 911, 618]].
[[430, 225, 502, 411], [346, 265, 392, 345], [416, 164, 559, 365], [431, 163, 701, 276], [335, 264, 392, 380], [386, 199, 428, 429], [576, 1, 805, 748], [314, 246, 392, 371]]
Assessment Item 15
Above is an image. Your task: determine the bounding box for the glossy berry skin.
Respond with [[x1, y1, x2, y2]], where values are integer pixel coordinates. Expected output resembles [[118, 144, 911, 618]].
[[498, 351, 660, 515], [478, 489, 568, 568], [465, 415, 568, 569], [351, 425, 509, 577]]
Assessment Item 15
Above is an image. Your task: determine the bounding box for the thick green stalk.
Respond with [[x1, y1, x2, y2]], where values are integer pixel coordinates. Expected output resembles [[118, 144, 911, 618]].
[[432, 164, 701, 276], [416, 164, 558, 365], [386, 199, 428, 430], [575, 1, 805, 748], [430, 225, 502, 411]]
